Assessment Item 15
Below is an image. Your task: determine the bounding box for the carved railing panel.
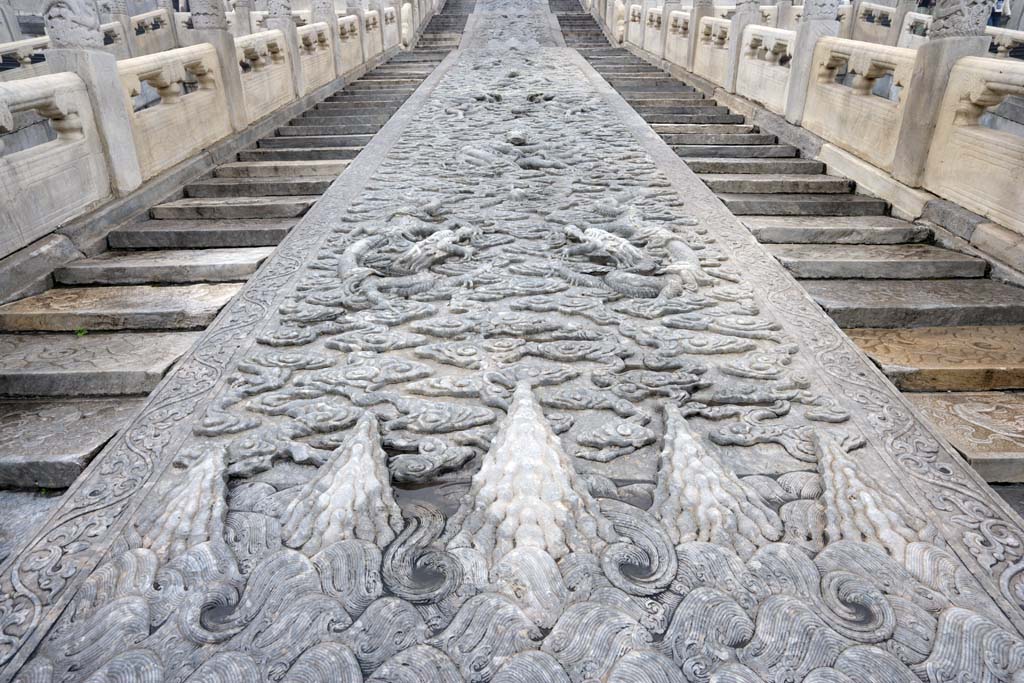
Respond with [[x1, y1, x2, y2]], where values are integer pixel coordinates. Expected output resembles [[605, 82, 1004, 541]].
[[736, 24, 795, 114], [693, 15, 731, 85], [235, 28, 295, 122], [297, 21, 335, 94]]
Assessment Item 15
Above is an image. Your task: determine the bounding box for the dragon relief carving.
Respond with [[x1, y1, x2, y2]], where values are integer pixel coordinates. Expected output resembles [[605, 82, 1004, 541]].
[[5, 1, 1024, 679]]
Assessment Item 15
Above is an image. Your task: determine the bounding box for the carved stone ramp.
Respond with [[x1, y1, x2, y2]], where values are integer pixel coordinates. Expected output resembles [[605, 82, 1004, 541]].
[[0, 51, 449, 501], [3, 2, 1024, 680], [556, 7, 1024, 494]]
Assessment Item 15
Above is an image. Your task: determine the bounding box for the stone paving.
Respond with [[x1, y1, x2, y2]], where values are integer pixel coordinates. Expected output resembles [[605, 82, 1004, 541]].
[[2, 0, 1024, 680]]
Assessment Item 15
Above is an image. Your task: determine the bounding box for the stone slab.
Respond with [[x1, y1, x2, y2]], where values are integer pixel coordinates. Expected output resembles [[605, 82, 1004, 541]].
[[743, 215, 932, 244], [54, 248, 275, 285], [699, 174, 854, 194], [720, 192, 889, 216], [848, 325, 1024, 391], [214, 161, 350, 178], [684, 158, 826, 175], [0, 490, 62, 565], [0, 398, 144, 488], [0, 283, 241, 332], [908, 392, 1024, 482], [0, 235, 83, 306], [805, 279, 1024, 328], [149, 196, 318, 220], [184, 177, 336, 198], [672, 144, 799, 158], [108, 219, 294, 249], [0, 331, 200, 396], [767, 243, 987, 279]]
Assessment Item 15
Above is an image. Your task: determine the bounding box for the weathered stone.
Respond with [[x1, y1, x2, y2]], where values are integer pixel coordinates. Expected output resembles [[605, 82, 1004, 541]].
[[908, 392, 1024, 482], [214, 161, 351, 178], [149, 196, 318, 219], [719, 192, 888, 216], [108, 219, 294, 249], [0, 398, 144, 487], [0, 331, 200, 395], [0, 490, 62, 565], [0, 283, 241, 331], [54, 248, 275, 285], [184, 177, 336, 198], [0, 235, 83, 306], [768, 243, 986, 279], [699, 174, 854, 194], [848, 325, 1024, 390], [805, 279, 1024, 327], [744, 215, 932, 244], [685, 158, 825, 174]]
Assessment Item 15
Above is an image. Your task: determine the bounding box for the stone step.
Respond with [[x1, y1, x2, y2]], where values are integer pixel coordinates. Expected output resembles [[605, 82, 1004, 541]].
[[54, 248, 274, 285], [719, 193, 888, 216], [185, 176, 334, 198], [237, 148, 362, 162], [651, 124, 757, 134], [215, 160, 349, 178], [0, 397, 144, 487], [276, 125, 381, 137], [607, 77, 689, 89], [803, 279, 1024, 328], [150, 195, 317, 219], [743, 215, 931, 244], [0, 331, 199, 396], [315, 101, 401, 113], [627, 97, 712, 106], [346, 78, 422, 88], [300, 114, 393, 126], [699, 173, 854, 194], [683, 157, 824, 174], [768, 243, 987, 279], [848, 325, 1024, 391], [662, 133, 776, 145], [0, 283, 241, 332], [109, 219, 293, 248], [326, 93, 411, 103], [907, 392, 1024, 482], [637, 105, 729, 115], [258, 134, 373, 148], [672, 144, 798, 158], [645, 113, 747, 124], [281, 123, 380, 136]]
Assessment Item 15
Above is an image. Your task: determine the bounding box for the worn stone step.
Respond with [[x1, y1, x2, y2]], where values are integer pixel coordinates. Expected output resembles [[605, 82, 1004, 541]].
[[907, 392, 1024, 482], [0, 331, 200, 396], [637, 105, 729, 115], [743, 215, 931, 244], [683, 157, 824, 174], [281, 123, 380, 136], [662, 133, 776, 146], [628, 97, 712, 107], [848, 325, 1024, 391], [719, 193, 888, 216], [651, 124, 757, 134], [109, 219, 293, 248], [185, 176, 334, 198], [314, 102, 400, 114], [259, 134, 373, 149], [300, 114, 393, 126], [768, 244, 987, 279], [55, 248, 274, 285], [0, 397, 144, 487], [215, 160, 349, 178], [0, 283, 241, 332], [804, 279, 1024, 328], [643, 113, 746, 124], [673, 144, 798, 159], [150, 195, 317, 219], [608, 77, 689, 89], [238, 148, 361, 162], [346, 78, 422, 88], [326, 93, 410, 103], [699, 174, 854, 194]]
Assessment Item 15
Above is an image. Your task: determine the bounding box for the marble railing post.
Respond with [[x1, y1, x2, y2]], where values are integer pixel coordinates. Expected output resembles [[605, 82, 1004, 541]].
[[891, 0, 993, 186], [190, 0, 248, 130], [104, 0, 135, 55], [312, 0, 344, 74], [783, 0, 839, 124], [42, 0, 142, 194], [234, 0, 255, 35], [155, 0, 184, 46], [886, 0, 916, 44], [346, 4, 372, 65], [776, 0, 794, 26], [725, 0, 760, 92], [687, 0, 714, 67], [267, 0, 304, 96], [659, 0, 682, 59]]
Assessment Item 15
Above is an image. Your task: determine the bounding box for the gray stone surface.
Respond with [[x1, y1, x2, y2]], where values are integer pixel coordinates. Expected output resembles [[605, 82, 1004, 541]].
[[768, 243, 987, 279], [184, 177, 336, 198], [719, 192, 888, 216], [54, 248, 275, 285], [2, 2, 1024, 679], [213, 160, 351, 178], [699, 173, 854, 194], [0, 398, 144, 487], [0, 490, 62, 566], [0, 235, 83, 306], [149, 196, 318, 219], [108, 219, 295, 249], [0, 331, 200, 396], [743, 215, 932, 244], [804, 278, 1024, 327], [0, 283, 241, 331]]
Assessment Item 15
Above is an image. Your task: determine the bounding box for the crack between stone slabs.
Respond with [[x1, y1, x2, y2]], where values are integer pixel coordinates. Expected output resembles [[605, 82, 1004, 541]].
[[0, 47, 466, 681], [563, 46, 1024, 632]]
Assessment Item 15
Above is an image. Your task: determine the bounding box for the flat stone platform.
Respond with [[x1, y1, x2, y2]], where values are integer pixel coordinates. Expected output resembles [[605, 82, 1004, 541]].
[[2, 1, 1023, 679]]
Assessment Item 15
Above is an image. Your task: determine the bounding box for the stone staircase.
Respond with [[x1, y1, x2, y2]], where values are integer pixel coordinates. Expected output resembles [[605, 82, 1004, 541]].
[[553, 4, 1024, 501], [417, 0, 478, 50], [0, 48, 449, 546]]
